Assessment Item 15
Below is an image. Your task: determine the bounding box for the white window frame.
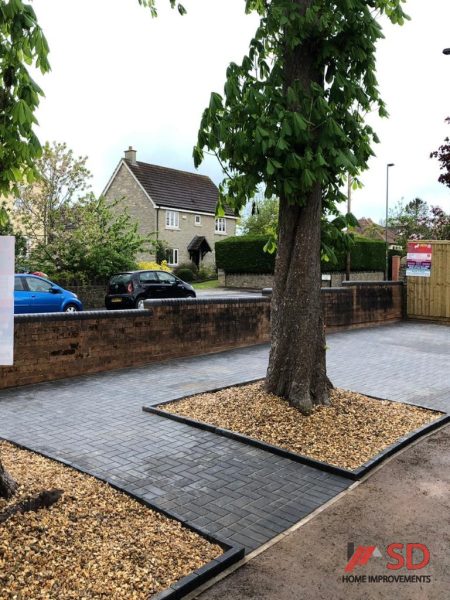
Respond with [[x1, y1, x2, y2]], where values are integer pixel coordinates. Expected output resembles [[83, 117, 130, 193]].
[[194, 214, 202, 226], [165, 210, 180, 229], [167, 248, 179, 266], [215, 217, 227, 234]]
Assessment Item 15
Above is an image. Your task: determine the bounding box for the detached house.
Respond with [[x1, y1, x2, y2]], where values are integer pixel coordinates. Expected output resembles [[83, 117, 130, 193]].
[[103, 147, 237, 268]]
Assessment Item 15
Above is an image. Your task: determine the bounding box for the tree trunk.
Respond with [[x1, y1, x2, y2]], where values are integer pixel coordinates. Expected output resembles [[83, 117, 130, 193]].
[[266, 189, 331, 414], [0, 459, 17, 500], [266, 0, 332, 413]]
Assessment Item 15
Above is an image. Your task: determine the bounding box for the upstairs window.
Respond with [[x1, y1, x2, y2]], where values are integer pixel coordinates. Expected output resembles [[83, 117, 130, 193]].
[[165, 210, 179, 229], [194, 215, 202, 226], [215, 217, 226, 234]]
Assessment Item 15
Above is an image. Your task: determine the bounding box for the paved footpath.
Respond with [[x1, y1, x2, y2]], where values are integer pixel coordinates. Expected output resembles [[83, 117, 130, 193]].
[[0, 322, 449, 553], [199, 424, 450, 600]]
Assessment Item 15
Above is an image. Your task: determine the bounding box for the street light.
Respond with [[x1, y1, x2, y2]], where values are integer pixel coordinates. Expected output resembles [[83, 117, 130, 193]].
[[385, 163, 395, 280]]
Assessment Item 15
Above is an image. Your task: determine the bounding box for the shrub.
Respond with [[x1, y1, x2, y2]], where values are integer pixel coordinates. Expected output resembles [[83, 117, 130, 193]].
[[173, 262, 199, 277], [215, 236, 276, 274], [216, 235, 386, 273], [137, 260, 171, 272], [175, 268, 195, 282], [326, 237, 386, 272], [198, 265, 217, 280]]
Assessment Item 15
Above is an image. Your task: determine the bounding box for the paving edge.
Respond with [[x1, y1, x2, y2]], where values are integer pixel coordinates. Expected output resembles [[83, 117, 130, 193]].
[[0, 437, 245, 600], [143, 382, 450, 481]]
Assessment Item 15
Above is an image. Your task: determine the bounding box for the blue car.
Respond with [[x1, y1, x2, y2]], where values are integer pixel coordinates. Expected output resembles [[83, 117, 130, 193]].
[[14, 274, 83, 314]]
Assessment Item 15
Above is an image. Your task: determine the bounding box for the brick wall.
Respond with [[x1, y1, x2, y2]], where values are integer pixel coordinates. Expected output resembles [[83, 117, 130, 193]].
[[323, 281, 403, 332], [0, 282, 403, 390]]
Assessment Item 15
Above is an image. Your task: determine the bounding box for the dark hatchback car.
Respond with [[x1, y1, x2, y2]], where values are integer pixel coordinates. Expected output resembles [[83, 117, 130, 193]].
[[105, 270, 196, 310]]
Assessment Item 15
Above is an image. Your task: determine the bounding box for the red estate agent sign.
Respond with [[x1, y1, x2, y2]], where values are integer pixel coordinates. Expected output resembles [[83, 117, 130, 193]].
[[406, 242, 433, 277]]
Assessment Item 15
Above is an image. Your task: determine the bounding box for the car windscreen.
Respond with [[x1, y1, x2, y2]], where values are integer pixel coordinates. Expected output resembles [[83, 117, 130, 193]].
[[108, 274, 133, 293]]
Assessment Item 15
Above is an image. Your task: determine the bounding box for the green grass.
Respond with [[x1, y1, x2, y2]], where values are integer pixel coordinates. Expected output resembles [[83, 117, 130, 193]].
[[193, 279, 220, 290]]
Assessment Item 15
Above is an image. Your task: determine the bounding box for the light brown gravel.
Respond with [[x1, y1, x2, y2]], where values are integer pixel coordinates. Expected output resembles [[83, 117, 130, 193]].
[[161, 382, 440, 470], [0, 442, 222, 600]]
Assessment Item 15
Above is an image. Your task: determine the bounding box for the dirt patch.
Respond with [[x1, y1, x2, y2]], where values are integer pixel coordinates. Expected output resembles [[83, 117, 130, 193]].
[[160, 382, 440, 470], [0, 441, 222, 599]]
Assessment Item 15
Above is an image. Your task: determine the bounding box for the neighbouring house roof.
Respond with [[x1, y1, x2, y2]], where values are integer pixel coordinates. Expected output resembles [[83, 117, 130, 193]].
[[356, 217, 398, 245], [125, 160, 235, 217]]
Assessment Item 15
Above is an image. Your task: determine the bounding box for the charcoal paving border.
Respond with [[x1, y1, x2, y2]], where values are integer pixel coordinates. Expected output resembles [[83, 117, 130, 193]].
[[0, 436, 244, 600], [146, 384, 449, 480]]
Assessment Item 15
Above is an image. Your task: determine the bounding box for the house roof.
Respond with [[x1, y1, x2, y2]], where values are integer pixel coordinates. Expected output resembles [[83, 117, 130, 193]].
[[355, 217, 398, 245], [125, 160, 235, 217]]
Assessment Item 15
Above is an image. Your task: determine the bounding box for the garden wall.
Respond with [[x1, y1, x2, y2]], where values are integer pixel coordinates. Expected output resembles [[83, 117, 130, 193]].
[[222, 271, 384, 289], [0, 282, 403, 390]]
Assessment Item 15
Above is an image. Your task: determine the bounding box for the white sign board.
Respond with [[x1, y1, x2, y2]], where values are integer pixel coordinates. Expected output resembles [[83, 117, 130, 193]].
[[0, 236, 15, 365]]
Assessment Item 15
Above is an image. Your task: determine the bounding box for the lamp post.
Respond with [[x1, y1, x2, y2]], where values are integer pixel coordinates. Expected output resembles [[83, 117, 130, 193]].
[[385, 163, 395, 280]]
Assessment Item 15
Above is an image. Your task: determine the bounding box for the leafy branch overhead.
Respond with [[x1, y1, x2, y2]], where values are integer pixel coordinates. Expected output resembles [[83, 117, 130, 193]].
[[0, 0, 50, 196], [193, 1, 408, 220]]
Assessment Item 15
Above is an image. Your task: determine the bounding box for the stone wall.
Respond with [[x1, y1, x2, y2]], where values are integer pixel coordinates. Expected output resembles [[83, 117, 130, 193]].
[[224, 271, 384, 289], [69, 285, 106, 310], [0, 282, 403, 390]]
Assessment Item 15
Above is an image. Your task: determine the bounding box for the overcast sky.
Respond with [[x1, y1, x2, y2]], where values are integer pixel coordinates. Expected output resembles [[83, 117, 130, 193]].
[[32, 0, 450, 223]]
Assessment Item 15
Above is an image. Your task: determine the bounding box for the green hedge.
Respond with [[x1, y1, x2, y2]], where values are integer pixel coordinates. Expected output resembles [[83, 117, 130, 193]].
[[216, 235, 386, 273], [216, 236, 276, 274]]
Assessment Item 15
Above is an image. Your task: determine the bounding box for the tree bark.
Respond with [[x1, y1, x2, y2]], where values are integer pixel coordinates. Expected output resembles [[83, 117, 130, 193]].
[[266, 0, 332, 413], [0, 459, 18, 500], [266, 189, 331, 414]]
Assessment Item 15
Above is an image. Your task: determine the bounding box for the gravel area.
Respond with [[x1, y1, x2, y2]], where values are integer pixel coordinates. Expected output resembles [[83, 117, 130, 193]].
[[0, 442, 222, 600], [160, 382, 441, 470]]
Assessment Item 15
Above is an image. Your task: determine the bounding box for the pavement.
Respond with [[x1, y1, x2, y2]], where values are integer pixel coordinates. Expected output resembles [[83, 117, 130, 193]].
[[0, 321, 449, 564]]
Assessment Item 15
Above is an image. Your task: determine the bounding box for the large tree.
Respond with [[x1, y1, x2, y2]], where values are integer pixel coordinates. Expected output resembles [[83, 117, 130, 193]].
[[389, 198, 450, 249], [27, 195, 152, 283], [15, 141, 92, 246], [193, 0, 408, 412]]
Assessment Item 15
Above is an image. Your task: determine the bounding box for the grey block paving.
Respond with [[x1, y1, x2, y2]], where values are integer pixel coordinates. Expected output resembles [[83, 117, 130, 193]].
[[0, 345, 348, 553], [1, 322, 449, 553], [327, 321, 450, 413]]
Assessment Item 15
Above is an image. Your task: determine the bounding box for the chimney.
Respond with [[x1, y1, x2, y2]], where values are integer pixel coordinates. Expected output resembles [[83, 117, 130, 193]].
[[124, 146, 137, 165]]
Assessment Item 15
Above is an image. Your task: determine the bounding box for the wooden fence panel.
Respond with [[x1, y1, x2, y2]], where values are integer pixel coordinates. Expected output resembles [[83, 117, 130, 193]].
[[407, 241, 450, 321]]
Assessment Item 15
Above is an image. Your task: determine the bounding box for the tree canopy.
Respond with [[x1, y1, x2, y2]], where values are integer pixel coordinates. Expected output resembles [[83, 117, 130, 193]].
[[389, 198, 450, 249], [430, 117, 450, 189]]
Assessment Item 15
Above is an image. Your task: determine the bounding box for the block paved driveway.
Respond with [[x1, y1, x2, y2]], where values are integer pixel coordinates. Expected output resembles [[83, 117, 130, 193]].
[[0, 321, 449, 553]]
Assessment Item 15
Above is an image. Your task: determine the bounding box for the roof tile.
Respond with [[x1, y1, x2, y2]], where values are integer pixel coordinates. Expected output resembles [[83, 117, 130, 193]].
[[126, 160, 234, 216]]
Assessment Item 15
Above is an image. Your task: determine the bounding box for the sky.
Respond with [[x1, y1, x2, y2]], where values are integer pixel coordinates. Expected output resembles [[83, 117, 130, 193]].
[[31, 0, 450, 224]]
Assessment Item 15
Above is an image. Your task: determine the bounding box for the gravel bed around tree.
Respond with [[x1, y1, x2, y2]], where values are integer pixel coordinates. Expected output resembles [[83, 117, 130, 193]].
[[160, 382, 441, 471], [0, 442, 222, 599]]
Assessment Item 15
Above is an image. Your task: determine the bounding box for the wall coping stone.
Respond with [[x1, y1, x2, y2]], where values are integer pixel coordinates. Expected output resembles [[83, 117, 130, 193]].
[[14, 297, 272, 323], [341, 280, 404, 287]]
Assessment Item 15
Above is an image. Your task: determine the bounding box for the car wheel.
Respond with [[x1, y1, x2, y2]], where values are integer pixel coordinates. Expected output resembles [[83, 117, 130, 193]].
[[135, 297, 146, 309], [64, 303, 79, 313]]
